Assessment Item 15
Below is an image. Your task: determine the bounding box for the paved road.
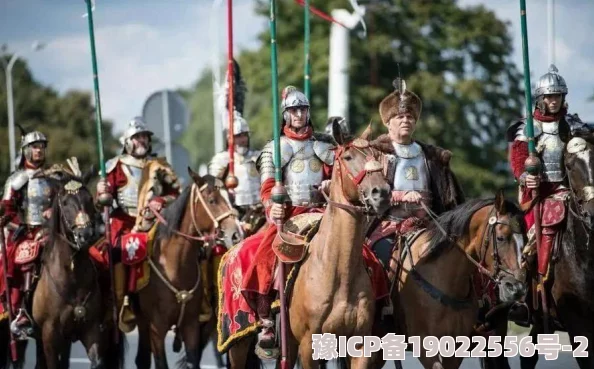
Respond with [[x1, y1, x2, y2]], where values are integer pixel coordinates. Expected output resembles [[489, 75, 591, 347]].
[[18, 332, 580, 369]]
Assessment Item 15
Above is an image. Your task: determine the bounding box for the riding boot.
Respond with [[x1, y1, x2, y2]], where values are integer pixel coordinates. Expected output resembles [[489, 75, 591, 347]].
[[115, 262, 136, 333], [538, 229, 556, 276], [10, 271, 33, 340], [256, 294, 278, 358]]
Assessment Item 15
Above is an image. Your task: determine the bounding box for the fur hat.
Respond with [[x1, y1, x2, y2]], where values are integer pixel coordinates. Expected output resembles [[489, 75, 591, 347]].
[[379, 78, 422, 125]]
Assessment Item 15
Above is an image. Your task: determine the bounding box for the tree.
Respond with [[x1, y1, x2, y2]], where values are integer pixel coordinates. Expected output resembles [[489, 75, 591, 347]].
[[222, 0, 523, 198], [0, 53, 119, 189]]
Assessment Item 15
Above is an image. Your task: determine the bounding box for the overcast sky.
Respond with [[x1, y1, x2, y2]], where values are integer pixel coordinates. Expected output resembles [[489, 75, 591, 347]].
[[1, 0, 593, 137]]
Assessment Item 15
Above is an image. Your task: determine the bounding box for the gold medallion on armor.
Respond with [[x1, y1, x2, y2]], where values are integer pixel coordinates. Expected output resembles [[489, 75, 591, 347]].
[[290, 159, 305, 173], [405, 166, 419, 180], [309, 159, 322, 173]]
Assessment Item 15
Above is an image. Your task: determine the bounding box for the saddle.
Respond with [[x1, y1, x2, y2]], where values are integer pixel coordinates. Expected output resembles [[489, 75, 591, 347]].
[[271, 213, 323, 263]]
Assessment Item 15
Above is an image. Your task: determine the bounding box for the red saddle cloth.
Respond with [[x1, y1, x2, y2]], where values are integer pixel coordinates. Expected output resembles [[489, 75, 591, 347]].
[[217, 219, 389, 352]]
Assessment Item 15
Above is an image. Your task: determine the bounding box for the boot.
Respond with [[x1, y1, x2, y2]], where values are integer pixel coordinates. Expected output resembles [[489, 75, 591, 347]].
[[538, 230, 556, 276], [115, 263, 136, 333], [255, 294, 279, 359], [9, 289, 32, 341]]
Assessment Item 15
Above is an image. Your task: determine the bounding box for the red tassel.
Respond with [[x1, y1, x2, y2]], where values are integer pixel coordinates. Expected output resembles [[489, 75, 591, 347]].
[[293, 0, 347, 28]]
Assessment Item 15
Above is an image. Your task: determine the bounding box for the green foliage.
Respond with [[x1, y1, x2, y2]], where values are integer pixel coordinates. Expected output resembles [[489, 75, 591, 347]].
[[0, 53, 119, 189]]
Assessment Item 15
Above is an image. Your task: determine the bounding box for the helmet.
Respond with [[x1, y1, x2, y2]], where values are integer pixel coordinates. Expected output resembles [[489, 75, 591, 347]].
[[534, 64, 568, 100], [325, 116, 350, 136], [20, 131, 47, 166], [120, 117, 153, 154], [223, 111, 251, 153], [280, 86, 310, 124]]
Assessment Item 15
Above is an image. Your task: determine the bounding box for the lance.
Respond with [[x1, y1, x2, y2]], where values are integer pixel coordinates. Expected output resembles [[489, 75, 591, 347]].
[[303, 0, 311, 99], [268, 1, 290, 367], [519, 0, 548, 333], [83, 0, 119, 343], [225, 0, 239, 190]]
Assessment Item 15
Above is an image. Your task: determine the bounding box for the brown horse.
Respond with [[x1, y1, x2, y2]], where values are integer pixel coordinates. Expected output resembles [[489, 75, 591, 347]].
[[378, 192, 527, 369], [5, 165, 125, 369], [484, 137, 594, 369], [220, 122, 392, 369], [132, 168, 242, 369]]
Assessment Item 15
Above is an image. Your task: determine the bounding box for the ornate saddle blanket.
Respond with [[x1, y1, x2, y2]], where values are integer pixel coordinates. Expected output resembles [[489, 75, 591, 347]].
[[217, 213, 389, 353], [120, 223, 158, 293]]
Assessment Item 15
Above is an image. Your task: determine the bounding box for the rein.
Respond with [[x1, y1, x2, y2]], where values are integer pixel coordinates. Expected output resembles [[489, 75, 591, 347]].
[[322, 140, 384, 215], [148, 182, 236, 244]]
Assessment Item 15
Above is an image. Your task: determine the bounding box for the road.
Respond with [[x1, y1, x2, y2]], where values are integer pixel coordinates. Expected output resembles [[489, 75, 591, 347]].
[[18, 331, 580, 369]]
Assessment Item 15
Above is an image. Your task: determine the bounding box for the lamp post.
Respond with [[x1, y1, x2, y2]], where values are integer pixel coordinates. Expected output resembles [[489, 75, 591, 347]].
[[4, 41, 46, 172]]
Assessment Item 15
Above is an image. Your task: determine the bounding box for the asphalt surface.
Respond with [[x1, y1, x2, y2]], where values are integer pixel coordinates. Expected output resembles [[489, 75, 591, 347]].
[[17, 331, 580, 369]]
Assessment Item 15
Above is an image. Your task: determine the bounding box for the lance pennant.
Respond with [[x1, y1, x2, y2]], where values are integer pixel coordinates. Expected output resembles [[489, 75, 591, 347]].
[[293, 0, 348, 28]]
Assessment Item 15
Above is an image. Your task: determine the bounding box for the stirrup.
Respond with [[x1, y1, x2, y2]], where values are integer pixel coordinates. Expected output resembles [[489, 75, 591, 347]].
[[10, 309, 33, 340], [255, 319, 279, 360]]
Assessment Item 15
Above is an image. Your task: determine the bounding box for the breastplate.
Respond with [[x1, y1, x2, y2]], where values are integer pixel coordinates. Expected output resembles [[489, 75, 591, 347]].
[[117, 163, 143, 216], [21, 171, 53, 226], [536, 121, 565, 183], [389, 143, 431, 219], [234, 154, 261, 207], [283, 139, 324, 206]]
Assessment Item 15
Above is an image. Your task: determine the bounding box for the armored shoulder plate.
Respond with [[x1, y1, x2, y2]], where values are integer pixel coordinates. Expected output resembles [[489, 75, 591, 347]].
[[104, 157, 120, 174], [565, 113, 594, 137], [313, 140, 335, 165], [312, 132, 336, 144], [208, 151, 230, 178], [7, 170, 30, 193]]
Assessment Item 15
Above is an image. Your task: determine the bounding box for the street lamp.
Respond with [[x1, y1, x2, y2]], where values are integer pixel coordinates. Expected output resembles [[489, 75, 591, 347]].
[[4, 41, 47, 172]]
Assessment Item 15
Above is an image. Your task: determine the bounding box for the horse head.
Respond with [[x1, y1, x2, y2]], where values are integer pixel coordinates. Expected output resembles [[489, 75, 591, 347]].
[[478, 190, 527, 303], [565, 137, 594, 228], [37, 164, 97, 251], [187, 167, 243, 248], [329, 121, 391, 216]]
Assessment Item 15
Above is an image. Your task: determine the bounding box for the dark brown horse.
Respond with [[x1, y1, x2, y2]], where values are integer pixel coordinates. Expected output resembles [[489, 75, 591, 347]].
[[2, 165, 125, 369], [376, 192, 527, 369], [132, 168, 242, 369], [484, 136, 594, 369], [219, 122, 392, 369]]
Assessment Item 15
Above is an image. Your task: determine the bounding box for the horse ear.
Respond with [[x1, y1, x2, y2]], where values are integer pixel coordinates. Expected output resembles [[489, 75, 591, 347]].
[[332, 119, 345, 145], [187, 166, 205, 187], [82, 165, 95, 186], [360, 122, 372, 141], [494, 189, 507, 214]]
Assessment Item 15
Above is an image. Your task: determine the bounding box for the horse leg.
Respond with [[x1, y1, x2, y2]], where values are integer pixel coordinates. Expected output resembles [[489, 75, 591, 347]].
[[135, 316, 152, 369], [298, 333, 319, 369], [41, 323, 61, 369], [58, 342, 71, 369], [35, 336, 47, 369], [228, 337, 257, 369], [179, 318, 201, 368], [80, 325, 106, 369], [149, 323, 169, 369], [440, 356, 464, 369], [519, 323, 540, 369]]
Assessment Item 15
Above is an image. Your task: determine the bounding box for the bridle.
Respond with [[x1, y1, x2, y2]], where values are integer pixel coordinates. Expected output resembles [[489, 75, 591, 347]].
[[422, 202, 524, 286], [149, 182, 239, 246], [321, 138, 384, 216], [57, 180, 94, 251]]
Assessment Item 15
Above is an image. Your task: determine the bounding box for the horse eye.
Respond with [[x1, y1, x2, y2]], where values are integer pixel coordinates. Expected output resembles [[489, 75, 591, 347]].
[[496, 236, 506, 243], [209, 197, 216, 205], [344, 155, 353, 161]]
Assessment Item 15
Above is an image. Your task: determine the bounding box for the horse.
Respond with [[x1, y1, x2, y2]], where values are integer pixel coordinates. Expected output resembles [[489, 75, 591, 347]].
[[483, 136, 594, 369], [131, 167, 243, 369], [3, 164, 125, 369], [381, 191, 527, 369], [218, 121, 392, 369]]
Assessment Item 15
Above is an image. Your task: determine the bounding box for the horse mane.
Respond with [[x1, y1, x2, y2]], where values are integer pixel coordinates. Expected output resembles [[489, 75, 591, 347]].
[[423, 197, 522, 260], [157, 174, 220, 239]]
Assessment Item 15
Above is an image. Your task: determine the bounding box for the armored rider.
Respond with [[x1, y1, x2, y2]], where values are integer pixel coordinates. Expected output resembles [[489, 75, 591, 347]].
[[209, 110, 262, 233], [234, 86, 334, 356], [0, 131, 55, 339], [367, 79, 464, 269], [95, 116, 181, 331], [507, 64, 590, 277]]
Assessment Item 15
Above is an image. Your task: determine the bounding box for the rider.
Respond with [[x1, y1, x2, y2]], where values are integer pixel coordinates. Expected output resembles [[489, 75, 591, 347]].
[[209, 110, 262, 232], [239, 86, 335, 354], [95, 116, 181, 331], [507, 64, 587, 278], [367, 79, 465, 269], [0, 131, 54, 339]]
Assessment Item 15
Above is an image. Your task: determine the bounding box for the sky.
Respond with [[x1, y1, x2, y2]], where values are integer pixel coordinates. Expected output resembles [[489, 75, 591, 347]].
[[1, 0, 593, 138]]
